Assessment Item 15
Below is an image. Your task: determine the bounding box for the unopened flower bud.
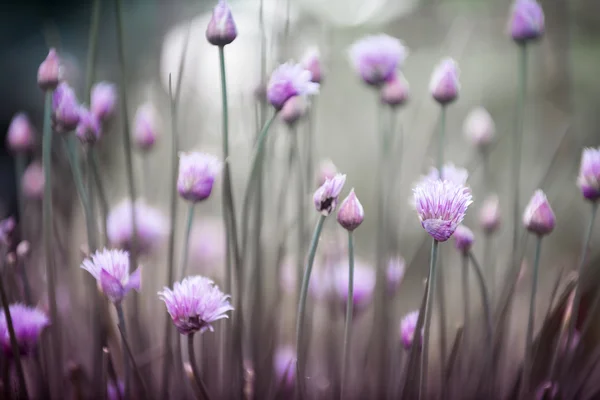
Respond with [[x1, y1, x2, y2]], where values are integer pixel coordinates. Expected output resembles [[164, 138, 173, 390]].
[[205, 0, 238, 46], [509, 0, 544, 43], [301, 47, 323, 83], [76, 107, 101, 144], [52, 82, 80, 132], [337, 189, 364, 231], [90, 82, 117, 121], [7, 113, 35, 153], [37, 49, 61, 90], [313, 174, 346, 216], [280, 96, 308, 126], [479, 195, 501, 234], [429, 58, 460, 105], [349, 34, 408, 87], [523, 190, 555, 236], [380, 74, 409, 107], [453, 224, 474, 254], [22, 162, 44, 200], [133, 103, 159, 151], [463, 107, 495, 149], [577, 147, 600, 202], [177, 152, 222, 202], [317, 159, 337, 188]]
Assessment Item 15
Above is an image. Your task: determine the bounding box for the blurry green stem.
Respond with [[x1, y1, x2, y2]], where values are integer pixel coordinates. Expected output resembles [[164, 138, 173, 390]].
[[419, 239, 439, 400], [179, 204, 195, 279], [437, 105, 446, 172], [90, 151, 109, 245], [116, 304, 130, 400], [461, 253, 470, 367], [291, 131, 305, 307], [188, 334, 212, 400], [341, 231, 355, 400], [15, 154, 26, 233]]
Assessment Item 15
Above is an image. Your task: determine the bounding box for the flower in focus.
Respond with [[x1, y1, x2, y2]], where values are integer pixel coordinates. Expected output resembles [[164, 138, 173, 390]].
[[577, 147, 600, 201], [133, 103, 160, 151], [301, 47, 323, 83], [429, 58, 460, 105], [400, 310, 421, 350], [7, 113, 35, 153], [387, 256, 405, 295], [509, 0, 544, 43], [337, 189, 364, 231], [280, 96, 309, 126], [76, 106, 101, 144], [453, 224, 474, 254], [380, 73, 409, 107], [80, 249, 141, 304], [52, 82, 81, 132], [413, 179, 472, 242], [349, 34, 407, 87], [177, 152, 221, 202], [90, 82, 118, 121], [332, 260, 376, 314], [267, 62, 319, 110], [22, 162, 45, 200], [107, 199, 168, 255], [0, 304, 49, 356], [424, 163, 469, 186], [479, 194, 501, 234], [313, 173, 346, 216], [523, 190, 555, 236], [274, 345, 296, 387], [37, 48, 61, 90], [158, 275, 233, 335], [317, 159, 338, 188], [205, 0, 238, 46], [463, 107, 495, 149]]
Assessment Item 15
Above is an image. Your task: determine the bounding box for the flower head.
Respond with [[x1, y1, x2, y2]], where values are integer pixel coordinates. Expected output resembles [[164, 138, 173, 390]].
[[280, 96, 309, 126], [158, 275, 233, 335], [413, 179, 472, 242], [76, 106, 101, 144], [0, 304, 49, 356], [313, 173, 346, 216], [523, 190, 555, 236], [267, 62, 319, 110], [206, 0, 238, 46], [332, 260, 376, 313], [177, 152, 221, 202], [454, 224, 474, 253], [337, 189, 364, 231], [349, 34, 407, 87], [400, 311, 421, 350], [37, 49, 61, 90], [133, 103, 160, 151], [274, 345, 296, 387], [509, 0, 544, 43], [22, 162, 44, 200], [52, 82, 81, 132], [81, 249, 141, 304], [577, 147, 600, 201], [301, 47, 323, 83], [91, 82, 118, 121], [317, 159, 338, 187], [380, 74, 409, 107], [429, 58, 460, 105], [387, 256, 406, 295], [463, 107, 495, 149], [479, 194, 501, 234], [7, 113, 35, 153]]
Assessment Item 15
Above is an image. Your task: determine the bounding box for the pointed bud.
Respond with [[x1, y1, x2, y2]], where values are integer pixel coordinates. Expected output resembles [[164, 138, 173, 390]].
[[177, 152, 222, 202], [463, 107, 495, 149], [453, 224, 474, 254], [523, 190, 555, 236], [380, 74, 409, 107], [479, 195, 501, 234], [313, 174, 346, 216], [509, 0, 544, 43], [52, 82, 81, 132], [133, 103, 160, 151], [317, 159, 337, 188], [76, 106, 101, 144], [37, 49, 61, 90], [206, 0, 238, 47], [7, 113, 35, 153], [429, 58, 460, 105], [337, 189, 364, 231], [577, 147, 600, 202], [90, 82, 118, 121], [280, 96, 308, 126], [301, 47, 323, 83]]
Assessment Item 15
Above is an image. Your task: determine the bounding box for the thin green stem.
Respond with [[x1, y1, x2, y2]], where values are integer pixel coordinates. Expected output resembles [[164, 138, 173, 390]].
[[15, 154, 26, 235], [90, 151, 109, 245], [291, 130, 305, 308], [521, 236, 543, 398], [437, 105, 447, 172], [461, 253, 470, 370], [188, 334, 213, 400], [341, 231, 355, 399], [116, 304, 130, 400], [295, 215, 327, 399], [419, 239, 439, 400], [117, 321, 149, 400], [179, 204, 195, 279], [84, 0, 102, 98]]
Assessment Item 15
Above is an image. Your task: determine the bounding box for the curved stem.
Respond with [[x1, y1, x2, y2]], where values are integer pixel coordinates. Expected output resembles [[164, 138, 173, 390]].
[[419, 239, 439, 400], [295, 215, 327, 399], [340, 231, 355, 399], [116, 304, 130, 400], [179, 204, 196, 279], [188, 334, 212, 400]]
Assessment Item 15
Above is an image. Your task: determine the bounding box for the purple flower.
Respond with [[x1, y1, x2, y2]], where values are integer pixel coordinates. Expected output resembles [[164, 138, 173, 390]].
[[37, 48, 61, 90], [280, 96, 309, 126], [313, 173, 346, 216], [479, 195, 501, 234], [267, 62, 319, 110], [53, 82, 81, 132], [453, 224, 474, 254], [158, 275, 233, 335], [577, 147, 600, 201], [80, 249, 141, 304], [107, 199, 168, 255], [301, 47, 322, 83], [274, 345, 296, 387], [0, 304, 49, 356], [463, 107, 495, 149], [22, 162, 44, 200], [337, 189, 364, 231], [523, 190, 555, 236], [90, 82, 118, 121], [190, 218, 226, 269], [7, 113, 35, 153], [280, 257, 323, 299], [400, 310, 421, 350], [380, 74, 409, 107], [349, 34, 408, 87], [133, 103, 160, 151], [509, 0, 544, 43], [177, 152, 221, 202], [387, 256, 406, 295], [76, 106, 101, 144], [332, 260, 376, 314], [205, 0, 238, 46], [413, 179, 473, 242], [429, 58, 460, 105]]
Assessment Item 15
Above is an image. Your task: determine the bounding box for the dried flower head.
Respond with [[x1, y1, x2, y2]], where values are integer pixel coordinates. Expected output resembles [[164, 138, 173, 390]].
[[80, 249, 141, 304], [577, 147, 600, 201], [429, 58, 460, 105], [380, 74, 409, 107], [463, 107, 495, 149], [90, 82, 118, 121], [313, 173, 346, 216], [133, 103, 160, 151], [317, 159, 338, 188], [76, 106, 101, 144], [400, 310, 421, 350], [177, 152, 222, 202], [509, 0, 544, 43], [413, 179, 473, 242], [52, 82, 81, 132], [301, 47, 323, 83], [37, 48, 61, 90], [454, 224, 474, 253], [337, 189, 364, 231], [158, 275, 233, 335], [274, 345, 296, 387], [387, 256, 406, 295], [7, 113, 35, 153], [205, 0, 238, 46], [523, 190, 555, 236], [267, 62, 319, 110], [479, 194, 501, 234], [349, 34, 408, 87], [0, 304, 49, 356], [280, 96, 309, 126], [22, 162, 45, 200]]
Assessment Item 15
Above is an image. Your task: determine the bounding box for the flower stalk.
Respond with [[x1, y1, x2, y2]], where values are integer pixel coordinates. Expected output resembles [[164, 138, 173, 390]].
[[419, 239, 439, 400], [341, 230, 355, 399]]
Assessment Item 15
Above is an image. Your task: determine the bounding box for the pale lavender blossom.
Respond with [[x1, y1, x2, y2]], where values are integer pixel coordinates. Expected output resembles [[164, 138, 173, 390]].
[[158, 275, 233, 335], [0, 304, 49, 356], [332, 260, 376, 314], [280, 258, 322, 299], [317, 159, 338, 187], [37, 48, 61, 90], [76, 106, 101, 144], [22, 162, 44, 200], [380, 74, 409, 107], [463, 107, 495, 149], [387, 256, 406, 295], [280, 96, 309, 126], [337, 189, 364, 231], [313, 173, 346, 216], [348, 34, 407, 87], [509, 0, 544, 43], [453, 224, 474, 254], [400, 311, 421, 350], [52, 82, 81, 132], [133, 103, 160, 151], [577, 147, 600, 201], [523, 190, 555, 236], [205, 0, 238, 46], [190, 218, 226, 270], [7, 113, 35, 153], [80, 249, 141, 304], [413, 179, 473, 242], [177, 152, 221, 202], [267, 62, 319, 110], [90, 82, 117, 121], [429, 58, 460, 105], [301, 47, 322, 83], [479, 195, 501, 234], [274, 345, 296, 387]]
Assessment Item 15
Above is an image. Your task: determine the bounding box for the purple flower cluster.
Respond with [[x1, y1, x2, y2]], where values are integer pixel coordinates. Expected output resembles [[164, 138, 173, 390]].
[[0, 304, 49, 356], [349, 34, 407, 87], [267, 62, 319, 110]]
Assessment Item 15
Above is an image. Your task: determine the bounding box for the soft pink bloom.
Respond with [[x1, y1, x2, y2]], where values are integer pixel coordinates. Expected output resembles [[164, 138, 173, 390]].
[[76, 106, 101, 144], [177, 152, 221, 202], [429, 58, 460, 105], [0, 304, 49, 356], [337, 189, 364, 231], [380, 74, 409, 107], [464, 107, 495, 149], [332, 259, 376, 314], [280, 96, 309, 126], [313, 174, 346, 216], [400, 311, 421, 350], [523, 190, 555, 236], [37, 48, 61, 90], [205, 0, 237, 46], [509, 0, 544, 43], [190, 218, 226, 270], [90, 82, 118, 121], [479, 195, 501, 234], [133, 103, 160, 151], [453, 224, 474, 253], [81, 249, 141, 304], [7, 113, 35, 153], [349, 34, 407, 87], [52, 82, 80, 132], [267, 62, 319, 110], [301, 47, 323, 83], [22, 162, 45, 199], [577, 147, 600, 201]]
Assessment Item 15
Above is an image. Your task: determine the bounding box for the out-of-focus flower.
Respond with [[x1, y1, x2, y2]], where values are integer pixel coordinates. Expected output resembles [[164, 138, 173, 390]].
[[317, 159, 338, 188], [479, 195, 501, 234], [206, 0, 238, 46], [177, 152, 221, 202], [280, 257, 323, 299], [337, 189, 364, 231], [107, 199, 168, 255], [413, 179, 472, 242], [76, 107, 101, 144], [267, 62, 319, 110], [52, 82, 81, 132], [22, 162, 45, 200], [332, 260, 376, 314], [0, 304, 49, 356], [509, 0, 544, 43], [7, 113, 35, 153], [400, 310, 421, 350], [463, 107, 495, 149], [387, 256, 405, 295], [280, 96, 309, 126], [90, 82, 118, 121], [0, 218, 15, 247], [158, 275, 233, 335], [301, 47, 322, 83], [190, 218, 226, 271], [454, 225, 474, 254], [424, 163, 469, 186], [429, 58, 460, 105], [523, 190, 555, 236], [380, 74, 409, 107], [16, 241, 30, 259], [107, 381, 125, 400], [133, 103, 160, 151], [80, 249, 141, 304], [348, 34, 407, 87], [577, 147, 600, 202], [37, 49, 61, 90], [313, 173, 346, 216], [274, 345, 296, 387]]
